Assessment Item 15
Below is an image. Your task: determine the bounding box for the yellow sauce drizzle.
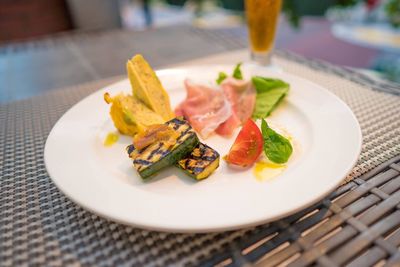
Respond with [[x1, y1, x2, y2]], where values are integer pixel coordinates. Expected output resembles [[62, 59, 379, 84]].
[[253, 161, 286, 181], [104, 132, 119, 147]]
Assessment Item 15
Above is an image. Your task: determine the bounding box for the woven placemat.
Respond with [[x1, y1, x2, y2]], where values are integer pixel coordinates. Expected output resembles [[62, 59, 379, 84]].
[[0, 52, 400, 266]]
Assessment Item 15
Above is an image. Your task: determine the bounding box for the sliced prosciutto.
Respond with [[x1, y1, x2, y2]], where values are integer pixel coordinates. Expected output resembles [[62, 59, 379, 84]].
[[175, 79, 231, 138], [215, 77, 256, 136]]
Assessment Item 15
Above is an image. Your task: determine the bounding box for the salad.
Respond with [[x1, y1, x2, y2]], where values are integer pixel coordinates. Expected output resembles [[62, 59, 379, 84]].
[[104, 55, 293, 182]]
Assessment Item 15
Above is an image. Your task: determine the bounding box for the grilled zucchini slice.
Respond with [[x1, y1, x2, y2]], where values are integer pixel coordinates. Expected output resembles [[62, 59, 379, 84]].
[[177, 143, 220, 180], [127, 118, 199, 179]]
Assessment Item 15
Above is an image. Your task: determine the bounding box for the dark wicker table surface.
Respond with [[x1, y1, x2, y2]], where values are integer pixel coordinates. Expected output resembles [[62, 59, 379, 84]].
[[1, 25, 400, 266]]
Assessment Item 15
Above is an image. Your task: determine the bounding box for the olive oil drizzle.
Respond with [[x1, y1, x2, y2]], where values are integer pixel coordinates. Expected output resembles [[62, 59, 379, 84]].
[[253, 161, 286, 181], [104, 132, 119, 147]]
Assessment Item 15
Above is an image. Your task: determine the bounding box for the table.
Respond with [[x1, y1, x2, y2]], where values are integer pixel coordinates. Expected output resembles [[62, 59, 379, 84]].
[[0, 19, 386, 104], [1, 26, 400, 266]]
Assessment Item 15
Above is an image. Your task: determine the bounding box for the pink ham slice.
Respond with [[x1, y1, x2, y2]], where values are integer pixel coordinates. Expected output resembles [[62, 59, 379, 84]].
[[214, 113, 241, 136], [215, 77, 256, 136], [175, 79, 232, 138]]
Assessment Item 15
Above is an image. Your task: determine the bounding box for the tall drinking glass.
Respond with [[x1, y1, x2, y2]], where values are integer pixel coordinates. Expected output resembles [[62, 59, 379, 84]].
[[245, 0, 282, 66]]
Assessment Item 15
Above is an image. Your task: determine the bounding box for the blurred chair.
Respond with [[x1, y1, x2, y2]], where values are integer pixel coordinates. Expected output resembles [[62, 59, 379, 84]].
[[0, 0, 72, 42]]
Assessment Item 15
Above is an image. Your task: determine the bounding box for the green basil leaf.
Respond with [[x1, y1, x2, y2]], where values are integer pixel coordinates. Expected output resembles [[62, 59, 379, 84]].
[[252, 76, 289, 119], [252, 76, 289, 93], [232, 62, 243, 80], [216, 72, 228, 85], [261, 119, 293, 164]]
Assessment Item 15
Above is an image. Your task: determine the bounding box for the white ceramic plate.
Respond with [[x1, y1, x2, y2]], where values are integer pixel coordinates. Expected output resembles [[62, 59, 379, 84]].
[[44, 64, 362, 233]]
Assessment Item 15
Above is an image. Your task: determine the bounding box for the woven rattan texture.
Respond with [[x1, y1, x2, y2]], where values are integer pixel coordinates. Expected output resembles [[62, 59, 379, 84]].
[[213, 155, 400, 267], [0, 53, 399, 266]]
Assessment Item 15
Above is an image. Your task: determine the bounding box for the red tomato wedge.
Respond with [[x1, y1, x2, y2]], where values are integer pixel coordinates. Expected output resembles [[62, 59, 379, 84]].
[[224, 119, 263, 167]]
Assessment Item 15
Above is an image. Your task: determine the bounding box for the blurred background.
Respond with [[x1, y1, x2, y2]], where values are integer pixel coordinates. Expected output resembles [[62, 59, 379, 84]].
[[1, 0, 399, 102]]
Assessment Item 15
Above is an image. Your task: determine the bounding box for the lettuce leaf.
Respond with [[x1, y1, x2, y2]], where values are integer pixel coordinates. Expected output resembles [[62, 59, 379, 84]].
[[232, 63, 243, 80], [216, 72, 228, 85], [216, 62, 243, 84], [252, 76, 289, 119]]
